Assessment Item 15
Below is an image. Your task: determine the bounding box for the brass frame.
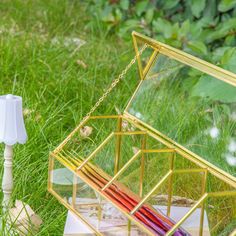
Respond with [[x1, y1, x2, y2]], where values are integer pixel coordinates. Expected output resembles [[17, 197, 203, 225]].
[[48, 32, 236, 236]]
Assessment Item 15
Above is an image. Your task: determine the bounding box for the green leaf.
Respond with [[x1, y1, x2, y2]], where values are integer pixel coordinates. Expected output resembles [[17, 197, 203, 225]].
[[187, 41, 208, 55], [166, 38, 182, 48], [218, 0, 236, 12], [153, 18, 173, 38], [163, 0, 180, 10], [203, 0, 217, 20], [197, 16, 219, 27], [189, 22, 203, 40], [115, 8, 122, 22], [145, 8, 154, 24], [212, 46, 231, 62], [221, 12, 232, 21], [171, 22, 180, 39], [101, 5, 115, 23], [221, 48, 236, 73], [205, 17, 236, 43], [179, 20, 190, 39], [118, 19, 141, 37], [120, 0, 129, 10], [190, 0, 206, 18], [224, 35, 236, 46], [135, 1, 148, 16], [182, 76, 199, 91], [191, 75, 236, 103]]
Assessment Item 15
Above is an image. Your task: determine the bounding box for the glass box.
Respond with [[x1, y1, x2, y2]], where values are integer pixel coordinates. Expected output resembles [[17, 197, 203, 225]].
[[48, 32, 236, 236]]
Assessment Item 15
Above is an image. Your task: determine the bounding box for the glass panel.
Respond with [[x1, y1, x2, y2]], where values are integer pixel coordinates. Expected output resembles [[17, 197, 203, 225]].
[[73, 178, 149, 236], [60, 117, 118, 164], [51, 158, 148, 235], [127, 54, 236, 176], [51, 158, 74, 205]]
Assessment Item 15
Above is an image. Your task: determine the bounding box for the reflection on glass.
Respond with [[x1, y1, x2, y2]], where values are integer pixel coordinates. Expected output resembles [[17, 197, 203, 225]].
[[128, 54, 236, 176]]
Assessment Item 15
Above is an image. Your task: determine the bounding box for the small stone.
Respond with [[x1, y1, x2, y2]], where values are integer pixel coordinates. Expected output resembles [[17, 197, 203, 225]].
[[122, 120, 129, 130], [80, 126, 93, 138], [35, 113, 42, 122], [23, 108, 34, 116], [76, 60, 87, 69], [132, 146, 139, 155], [205, 108, 213, 113]]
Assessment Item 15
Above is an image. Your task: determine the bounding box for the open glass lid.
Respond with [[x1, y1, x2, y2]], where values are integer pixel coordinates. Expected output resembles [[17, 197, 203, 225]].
[[125, 32, 236, 179]]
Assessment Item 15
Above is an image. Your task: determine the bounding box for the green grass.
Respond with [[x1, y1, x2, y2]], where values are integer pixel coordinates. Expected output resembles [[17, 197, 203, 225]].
[[0, 1, 139, 235], [0, 1, 235, 235]]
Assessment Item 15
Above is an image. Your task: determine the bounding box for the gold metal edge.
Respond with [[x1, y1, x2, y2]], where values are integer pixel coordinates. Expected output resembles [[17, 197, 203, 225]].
[[142, 49, 160, 80], [132, 32, 144, 79], [132, 31, 236, 86]]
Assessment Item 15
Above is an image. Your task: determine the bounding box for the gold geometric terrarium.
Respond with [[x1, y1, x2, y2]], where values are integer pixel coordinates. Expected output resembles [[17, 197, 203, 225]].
[[48, 32, 236, 235]]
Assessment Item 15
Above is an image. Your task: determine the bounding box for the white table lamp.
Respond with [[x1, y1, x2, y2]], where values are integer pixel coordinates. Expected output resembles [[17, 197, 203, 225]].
[[0, 94, 27, 210]]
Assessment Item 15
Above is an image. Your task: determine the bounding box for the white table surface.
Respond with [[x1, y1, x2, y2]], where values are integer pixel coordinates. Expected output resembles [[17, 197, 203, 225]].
[[64, 205, 210, 236]]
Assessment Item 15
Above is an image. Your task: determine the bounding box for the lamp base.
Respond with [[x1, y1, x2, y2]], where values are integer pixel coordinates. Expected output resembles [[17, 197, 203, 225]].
[[0, 219, 18, 236], [1, 200, 42, 236]]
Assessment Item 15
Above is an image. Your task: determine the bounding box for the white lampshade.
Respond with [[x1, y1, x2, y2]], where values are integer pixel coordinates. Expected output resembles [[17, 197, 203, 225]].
[[0, 94, 27, 145]]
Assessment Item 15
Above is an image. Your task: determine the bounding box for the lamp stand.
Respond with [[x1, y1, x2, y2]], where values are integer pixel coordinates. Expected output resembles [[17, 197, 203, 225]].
[[2, 145, 13, 211]]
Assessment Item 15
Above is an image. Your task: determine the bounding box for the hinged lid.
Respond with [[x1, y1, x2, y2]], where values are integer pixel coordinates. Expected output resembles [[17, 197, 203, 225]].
[[124, 32, 236, 182]]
